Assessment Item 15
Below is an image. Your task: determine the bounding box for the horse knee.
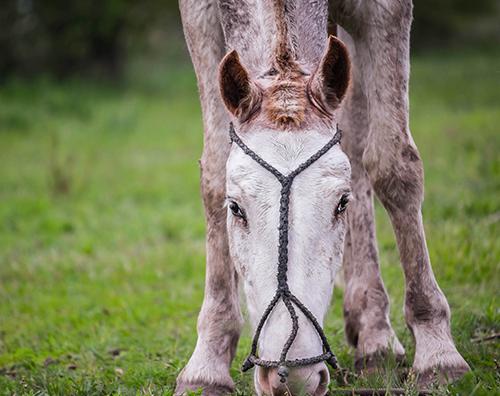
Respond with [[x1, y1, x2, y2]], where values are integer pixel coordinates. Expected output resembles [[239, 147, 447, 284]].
[[362, 142, 424, 213]]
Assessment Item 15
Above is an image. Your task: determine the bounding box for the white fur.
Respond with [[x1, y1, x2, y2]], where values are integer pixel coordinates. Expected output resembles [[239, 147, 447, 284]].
[[226, 128, 351, 364]]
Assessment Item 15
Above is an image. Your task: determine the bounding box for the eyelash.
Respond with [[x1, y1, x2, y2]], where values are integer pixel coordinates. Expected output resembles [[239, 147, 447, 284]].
[[228, 201, 246, 220], [335, 193, 350, 216]]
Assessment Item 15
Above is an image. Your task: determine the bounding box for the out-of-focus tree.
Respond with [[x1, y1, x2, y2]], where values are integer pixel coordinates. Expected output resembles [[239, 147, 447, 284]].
[[0, 0, 499, 79], [412, 0, 500, 50], [0, 0, 179, 79]]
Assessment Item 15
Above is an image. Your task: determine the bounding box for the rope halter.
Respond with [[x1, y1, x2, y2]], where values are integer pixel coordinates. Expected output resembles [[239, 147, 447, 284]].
[[228, 122, 342, 384]]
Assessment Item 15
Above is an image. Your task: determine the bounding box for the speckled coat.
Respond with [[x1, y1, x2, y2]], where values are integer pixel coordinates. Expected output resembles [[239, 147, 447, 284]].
[[175, 1, 470, 394]]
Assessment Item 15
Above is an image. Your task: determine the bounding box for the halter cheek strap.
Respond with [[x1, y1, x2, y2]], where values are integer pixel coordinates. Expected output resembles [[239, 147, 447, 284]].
[[228, 122, 342, 383]]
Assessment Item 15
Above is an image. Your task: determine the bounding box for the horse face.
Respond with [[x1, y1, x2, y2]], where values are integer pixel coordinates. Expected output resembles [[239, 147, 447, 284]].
[[219, 36, 351, 395], [225, 129, 350, 395]]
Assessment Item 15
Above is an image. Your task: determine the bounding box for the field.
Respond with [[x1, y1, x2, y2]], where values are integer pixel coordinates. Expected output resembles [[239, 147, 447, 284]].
[[0, 49, 498, 395]]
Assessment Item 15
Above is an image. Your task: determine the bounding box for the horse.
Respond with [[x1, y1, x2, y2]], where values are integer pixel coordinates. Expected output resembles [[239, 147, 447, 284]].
[[175, 1, 470, 394]]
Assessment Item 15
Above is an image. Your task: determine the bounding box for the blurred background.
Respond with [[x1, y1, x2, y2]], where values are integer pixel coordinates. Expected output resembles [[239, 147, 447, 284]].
[[0, 1, 499, 394], [1, 0, 499, 79]]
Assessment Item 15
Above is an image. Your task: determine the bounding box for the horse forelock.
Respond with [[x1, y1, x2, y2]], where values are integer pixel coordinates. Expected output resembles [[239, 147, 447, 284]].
[[262, 1, 314, 128], [218, 0, 329, 129], [264, 78, 307, 128]]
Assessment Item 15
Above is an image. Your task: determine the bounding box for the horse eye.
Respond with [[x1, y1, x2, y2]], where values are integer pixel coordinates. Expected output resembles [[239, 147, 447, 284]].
[[229, 201, 246, 220], [335, 193, 350, 216]]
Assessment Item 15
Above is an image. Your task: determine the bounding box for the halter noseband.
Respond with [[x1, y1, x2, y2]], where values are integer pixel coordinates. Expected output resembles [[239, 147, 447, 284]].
[[228, 123, 342, 383]]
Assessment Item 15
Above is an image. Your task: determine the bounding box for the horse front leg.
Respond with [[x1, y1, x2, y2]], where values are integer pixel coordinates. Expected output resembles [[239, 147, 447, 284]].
[[175, 159, 242, 395], [355, 0, 469, 386], [338, 28, 405, 372], [175, 1, 242, 394]]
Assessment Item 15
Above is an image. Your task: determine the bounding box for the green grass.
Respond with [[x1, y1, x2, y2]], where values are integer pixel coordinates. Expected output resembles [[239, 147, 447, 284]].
[[0, 49, 498, 395]]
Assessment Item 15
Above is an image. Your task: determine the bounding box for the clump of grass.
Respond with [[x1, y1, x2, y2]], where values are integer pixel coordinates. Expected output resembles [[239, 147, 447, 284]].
[[0, 49, 499, 394], [48, 133, 74, 196]]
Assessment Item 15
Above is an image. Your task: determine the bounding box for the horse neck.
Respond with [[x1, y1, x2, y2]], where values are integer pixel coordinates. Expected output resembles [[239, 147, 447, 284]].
[[218, 0, 329, 76]]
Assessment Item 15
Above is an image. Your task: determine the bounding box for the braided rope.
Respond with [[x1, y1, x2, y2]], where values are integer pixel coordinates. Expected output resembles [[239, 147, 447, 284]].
[[229, 123, 342, 383]]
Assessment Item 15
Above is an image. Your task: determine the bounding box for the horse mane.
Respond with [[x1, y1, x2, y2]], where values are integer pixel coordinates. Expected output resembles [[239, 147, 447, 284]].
[[266, 0, 308, 128], [272, 0, 298, 73]]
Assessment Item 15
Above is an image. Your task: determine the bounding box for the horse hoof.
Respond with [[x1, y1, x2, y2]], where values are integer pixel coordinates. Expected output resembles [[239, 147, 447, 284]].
[[354, 350, 406, 375], [174, 381, 234, 396], [416, 362, 470, 387]]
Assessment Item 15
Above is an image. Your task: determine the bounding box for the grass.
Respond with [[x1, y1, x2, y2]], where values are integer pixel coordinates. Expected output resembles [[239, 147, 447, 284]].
[[0, 49, 498, 395]]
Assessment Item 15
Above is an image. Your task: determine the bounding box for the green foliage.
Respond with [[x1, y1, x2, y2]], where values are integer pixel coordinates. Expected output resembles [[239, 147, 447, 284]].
[[0, 51, 499, 394]]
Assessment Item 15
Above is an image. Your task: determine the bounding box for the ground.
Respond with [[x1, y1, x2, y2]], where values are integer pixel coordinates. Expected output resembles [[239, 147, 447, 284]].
[[0, 49, 498, 395]]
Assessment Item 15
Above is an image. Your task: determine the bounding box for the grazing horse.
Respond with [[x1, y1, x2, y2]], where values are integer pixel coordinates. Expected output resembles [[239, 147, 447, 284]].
[[176, 0, 470, 394]]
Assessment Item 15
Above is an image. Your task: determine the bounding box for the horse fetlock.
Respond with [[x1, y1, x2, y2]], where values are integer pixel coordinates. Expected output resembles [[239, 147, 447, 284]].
[[175, 326, 240, 395]]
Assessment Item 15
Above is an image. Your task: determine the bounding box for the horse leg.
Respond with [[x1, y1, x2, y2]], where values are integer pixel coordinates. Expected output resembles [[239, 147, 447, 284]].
[[337, 27, 405, 372], [175, 1, 242, 394], [351, 0, 469, 386]]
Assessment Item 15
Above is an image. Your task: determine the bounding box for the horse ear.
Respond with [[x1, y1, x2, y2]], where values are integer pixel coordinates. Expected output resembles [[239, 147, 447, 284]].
[[309, 35, 351, 113], [219, 50, 262, 121]]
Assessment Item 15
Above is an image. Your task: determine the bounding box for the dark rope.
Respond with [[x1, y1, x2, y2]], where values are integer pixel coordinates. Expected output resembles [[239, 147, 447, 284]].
[[229, 123, 342, 383]]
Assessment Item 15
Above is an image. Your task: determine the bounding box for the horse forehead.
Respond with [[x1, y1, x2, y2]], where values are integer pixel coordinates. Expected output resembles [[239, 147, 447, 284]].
[[227, 136, 350, 191]]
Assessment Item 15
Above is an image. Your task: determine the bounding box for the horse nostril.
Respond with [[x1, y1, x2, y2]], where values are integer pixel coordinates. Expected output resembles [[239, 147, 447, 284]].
[[256, 366, 274, 395], [257, 366, 291, 395], [256, 364, 330, 396], [314, 366, 330, 396]]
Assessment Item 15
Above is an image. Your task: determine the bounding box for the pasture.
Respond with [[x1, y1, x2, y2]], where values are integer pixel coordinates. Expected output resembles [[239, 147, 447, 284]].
[[0, 49, 498, 395]]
